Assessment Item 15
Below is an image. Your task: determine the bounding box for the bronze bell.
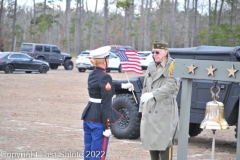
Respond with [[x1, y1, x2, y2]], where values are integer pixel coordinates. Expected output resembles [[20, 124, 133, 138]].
[[200, 86, 229, 130]]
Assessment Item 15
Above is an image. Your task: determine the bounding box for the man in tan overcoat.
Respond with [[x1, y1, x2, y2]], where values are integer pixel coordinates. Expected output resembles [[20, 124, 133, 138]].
[[139, 41, 180, 160]]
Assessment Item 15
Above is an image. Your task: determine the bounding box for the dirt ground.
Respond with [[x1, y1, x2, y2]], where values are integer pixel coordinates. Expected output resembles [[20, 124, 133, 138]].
[[0, 58, 238, 160]]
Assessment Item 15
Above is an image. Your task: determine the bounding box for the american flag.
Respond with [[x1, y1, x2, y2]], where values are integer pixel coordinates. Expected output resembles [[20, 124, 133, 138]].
[[117, 50, 143, 74]]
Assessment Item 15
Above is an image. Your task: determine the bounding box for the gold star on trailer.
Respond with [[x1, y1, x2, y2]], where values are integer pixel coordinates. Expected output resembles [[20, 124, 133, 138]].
[[206, 64, 217, 76], [227, 65, 238, 78], [187, 64, 197, 74]]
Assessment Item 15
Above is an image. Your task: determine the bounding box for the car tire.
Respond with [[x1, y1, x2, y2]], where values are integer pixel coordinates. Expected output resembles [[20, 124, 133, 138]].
[[50, 65, 58, 69], [78, 68, 86, 72], [118, 65, 123, 73], [64, 60, 73, 70], [39, 65, 49, 73], [189, 123, 203, 137], [5, 64, 14, 74], [25, 71, 32, 73], [106, 69, 110, 73], [235, 123, 238, 138], [111, 94, 141, 139]]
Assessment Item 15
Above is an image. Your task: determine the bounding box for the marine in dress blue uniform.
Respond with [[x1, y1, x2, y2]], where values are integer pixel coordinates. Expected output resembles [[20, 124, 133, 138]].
[[81, 46, 133, 160]]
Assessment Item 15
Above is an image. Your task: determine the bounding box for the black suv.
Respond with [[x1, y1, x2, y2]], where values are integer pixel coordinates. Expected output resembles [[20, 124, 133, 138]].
[[20, 43, 73, 70], [111, 45, 240, 140]]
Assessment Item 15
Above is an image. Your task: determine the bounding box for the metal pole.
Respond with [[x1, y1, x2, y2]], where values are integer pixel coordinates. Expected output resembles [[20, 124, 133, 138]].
[[236, 95, 240, 159], [177, 78, 193, 160], [211, 130, 216, 160]]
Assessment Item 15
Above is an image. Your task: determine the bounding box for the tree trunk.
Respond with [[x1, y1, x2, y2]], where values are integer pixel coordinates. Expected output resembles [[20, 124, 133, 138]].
[[65, 0, 71, 53], [213, 0, 218, 26], [130, 0, 135, 48], [90, 0, 98, 49], [81, 0, 85, 50], [137, 0, 144, 51], [208, 0, 212, 27], [184, 0, 190, 47], [192, 0, 197, 47], [44, 0, 46, 15], [145, 0, 151, 50], [191, 0, 194, 47], [158, 0, 163, 41], [103, 0, 108, 46], [123, 6, 129, 45], [143, 0, 149, 50], [170, 0, 177, 47], [74, 0, 80, 55], [230, 0, 234, 28], [0, 0, 4, 51], [11, 0, 17, 51], [217, 0, 224, 25], [33, 0, 36, 42]]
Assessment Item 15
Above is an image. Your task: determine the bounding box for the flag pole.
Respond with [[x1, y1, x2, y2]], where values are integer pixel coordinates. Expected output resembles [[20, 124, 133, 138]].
[[124, 72, 138, 104]]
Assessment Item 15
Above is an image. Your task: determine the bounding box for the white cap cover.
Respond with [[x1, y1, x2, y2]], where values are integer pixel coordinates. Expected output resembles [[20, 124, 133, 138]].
[[90, 46, 111, 58]]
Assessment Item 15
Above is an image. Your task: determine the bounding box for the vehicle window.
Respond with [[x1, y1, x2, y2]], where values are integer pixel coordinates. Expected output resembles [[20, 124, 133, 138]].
[[52, 46, 60, 53], [20, 44, 33, 52], [118, 46, 134, 50], [35, 45, 43, 52], [9, 54, 21, 59], [110, 47, 117, 53], [20, 54, 31, 59], [0, 53, 8, 58], [124, 47, 134, 50], [138, 53, 150, 57], [80, 52, 90, 56], [109, 52, 117, 58], [44, 46, 50, 52]]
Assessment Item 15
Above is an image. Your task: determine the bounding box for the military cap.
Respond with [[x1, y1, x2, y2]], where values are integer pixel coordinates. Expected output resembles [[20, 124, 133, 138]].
[[90, 46, 111, 58], [153, 41, 168, 49]]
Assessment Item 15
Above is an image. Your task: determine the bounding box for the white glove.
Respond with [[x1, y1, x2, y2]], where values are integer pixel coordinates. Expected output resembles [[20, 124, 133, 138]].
[[103, 129, 111, 137], [121, 83, 134, 91], [140, 92, 154, 103]]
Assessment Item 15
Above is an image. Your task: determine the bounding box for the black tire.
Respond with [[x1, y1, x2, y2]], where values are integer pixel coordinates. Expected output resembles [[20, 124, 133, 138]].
[[78, 68, 86, 72], [5, 64, 14, 73], [189, 123, 203, 137], [25, 71, 32, 73], [106, 69, 110, 73], [50, 65, 58, 69], [235, 123, 238, 138], [111, 94, 141, 139], [118, 65, 123, 73], [39, 65, 49, 73], [64, 60, 73, 70]]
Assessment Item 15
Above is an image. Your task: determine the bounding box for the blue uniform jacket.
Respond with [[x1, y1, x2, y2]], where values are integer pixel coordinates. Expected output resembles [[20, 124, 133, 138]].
[[81, 67, 122, 130]]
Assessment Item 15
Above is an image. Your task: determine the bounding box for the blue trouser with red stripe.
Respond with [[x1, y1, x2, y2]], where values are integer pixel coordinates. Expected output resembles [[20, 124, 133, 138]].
[[83, 121, 109, 160]]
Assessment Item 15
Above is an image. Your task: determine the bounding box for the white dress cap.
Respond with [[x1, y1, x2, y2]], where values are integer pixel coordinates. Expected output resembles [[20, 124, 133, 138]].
[[90, 46, 111, 58]]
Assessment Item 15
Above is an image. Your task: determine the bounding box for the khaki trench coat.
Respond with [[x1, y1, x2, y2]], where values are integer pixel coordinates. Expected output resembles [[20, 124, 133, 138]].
[[139, 53, 180, 150]]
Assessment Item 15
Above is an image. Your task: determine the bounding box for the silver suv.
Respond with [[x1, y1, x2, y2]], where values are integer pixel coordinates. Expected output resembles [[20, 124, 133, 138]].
[[20, 43, 73, 70]]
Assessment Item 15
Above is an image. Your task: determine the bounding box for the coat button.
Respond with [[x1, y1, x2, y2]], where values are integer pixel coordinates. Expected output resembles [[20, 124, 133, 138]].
[[155, 111, 157, 113], [149, 111, 151, 113]]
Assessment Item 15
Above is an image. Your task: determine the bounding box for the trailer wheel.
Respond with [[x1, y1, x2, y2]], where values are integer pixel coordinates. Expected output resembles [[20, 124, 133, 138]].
[[189, 123, 203, 137], [111, 94, 141, 139]]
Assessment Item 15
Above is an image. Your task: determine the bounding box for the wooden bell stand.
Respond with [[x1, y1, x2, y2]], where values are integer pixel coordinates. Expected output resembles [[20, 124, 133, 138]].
[[172, 59, 240, 160]]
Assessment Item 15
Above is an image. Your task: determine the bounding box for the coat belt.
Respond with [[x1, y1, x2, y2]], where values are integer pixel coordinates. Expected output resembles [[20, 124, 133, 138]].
[[89, 98, 102, 103]]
